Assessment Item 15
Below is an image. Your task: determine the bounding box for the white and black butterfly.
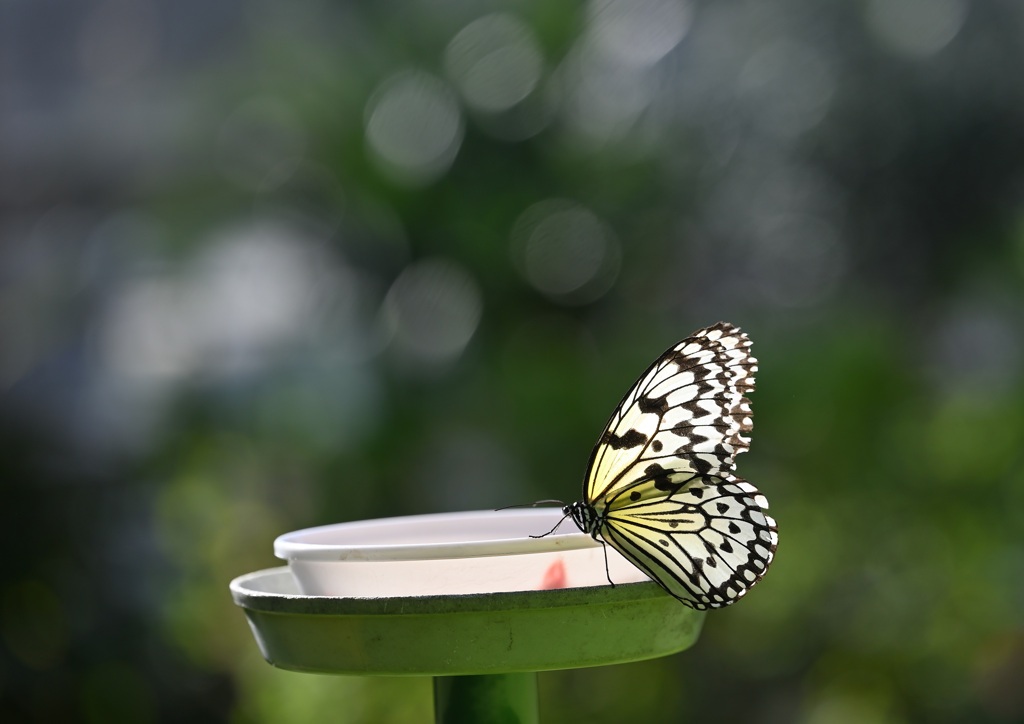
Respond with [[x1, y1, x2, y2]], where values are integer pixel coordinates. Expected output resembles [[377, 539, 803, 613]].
[[559, 322, 778, 609]]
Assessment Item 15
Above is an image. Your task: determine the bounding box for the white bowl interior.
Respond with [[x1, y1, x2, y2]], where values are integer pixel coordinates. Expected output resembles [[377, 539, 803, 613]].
[[275, 508, 651, 597]]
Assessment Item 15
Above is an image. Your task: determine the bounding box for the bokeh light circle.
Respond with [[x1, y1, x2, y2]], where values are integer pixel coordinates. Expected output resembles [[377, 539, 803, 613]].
[[383, 259, 483, 364], [364, 70, 465, 185], [445, 14, 544, 114], [511, 200, 621, 305]]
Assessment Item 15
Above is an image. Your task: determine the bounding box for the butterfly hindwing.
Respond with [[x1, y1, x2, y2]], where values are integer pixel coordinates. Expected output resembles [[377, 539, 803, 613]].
[[597, 475, 776, 608], [584, 322, 757, 505]]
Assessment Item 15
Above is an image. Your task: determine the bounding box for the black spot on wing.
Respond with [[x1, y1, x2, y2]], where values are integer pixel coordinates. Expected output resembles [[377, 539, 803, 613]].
[[693, 456, 712, 475], [669, 349, 716, 376], [674, 450, 712, 476], [639, 395, 669, 415], [602, 428, 648, 450], [646, 463, 684, 493], [690, 557, 704, 583], [687, 390, 715, 415]]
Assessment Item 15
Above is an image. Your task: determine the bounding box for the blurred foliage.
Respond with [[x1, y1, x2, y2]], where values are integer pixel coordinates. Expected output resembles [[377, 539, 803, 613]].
[[3, 0, 1024, 722]]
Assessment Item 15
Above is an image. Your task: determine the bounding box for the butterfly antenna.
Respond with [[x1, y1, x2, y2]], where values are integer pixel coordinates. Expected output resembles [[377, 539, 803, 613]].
[[529, 511, 571, 539], [495, 500, 565, 511]]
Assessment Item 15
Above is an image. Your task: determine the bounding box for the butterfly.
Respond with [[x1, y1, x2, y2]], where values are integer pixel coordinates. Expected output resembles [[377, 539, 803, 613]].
[[556, 322, 777, 609]]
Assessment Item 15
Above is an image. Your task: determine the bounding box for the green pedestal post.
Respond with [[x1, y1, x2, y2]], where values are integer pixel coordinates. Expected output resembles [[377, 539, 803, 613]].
[[434, 673, 538, 724]]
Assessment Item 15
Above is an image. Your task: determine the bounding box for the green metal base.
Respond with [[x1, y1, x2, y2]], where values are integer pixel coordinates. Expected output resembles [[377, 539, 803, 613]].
[[434, 673, 538, 724]]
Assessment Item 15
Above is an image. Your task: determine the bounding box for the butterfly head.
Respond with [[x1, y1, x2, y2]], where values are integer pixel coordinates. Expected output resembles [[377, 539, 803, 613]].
[[565, 500, 601, 538]]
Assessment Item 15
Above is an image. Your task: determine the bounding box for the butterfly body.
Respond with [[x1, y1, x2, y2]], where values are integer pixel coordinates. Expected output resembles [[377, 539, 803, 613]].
[[566, 322, 778, 610], [565, 500, 600, 539]]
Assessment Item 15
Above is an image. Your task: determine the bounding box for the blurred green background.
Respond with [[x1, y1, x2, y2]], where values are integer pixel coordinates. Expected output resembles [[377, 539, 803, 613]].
[[3, 0, 1024, 722]]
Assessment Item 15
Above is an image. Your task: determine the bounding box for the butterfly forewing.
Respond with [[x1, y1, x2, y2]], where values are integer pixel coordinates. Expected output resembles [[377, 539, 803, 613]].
[[584, 322, 757, 505], [601, 475, 777, 609]]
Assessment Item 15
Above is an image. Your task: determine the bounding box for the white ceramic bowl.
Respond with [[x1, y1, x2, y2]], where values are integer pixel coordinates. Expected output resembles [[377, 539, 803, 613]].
[[274, 508, 650, 597]]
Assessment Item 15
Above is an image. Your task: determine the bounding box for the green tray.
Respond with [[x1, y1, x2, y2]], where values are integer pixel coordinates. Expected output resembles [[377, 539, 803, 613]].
[[231, 567, 704, 722]]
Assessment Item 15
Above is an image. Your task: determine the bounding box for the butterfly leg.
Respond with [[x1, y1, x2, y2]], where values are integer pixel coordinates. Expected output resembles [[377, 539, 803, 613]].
[[529, 511, 571, 539], [600, 540, 616, 588]]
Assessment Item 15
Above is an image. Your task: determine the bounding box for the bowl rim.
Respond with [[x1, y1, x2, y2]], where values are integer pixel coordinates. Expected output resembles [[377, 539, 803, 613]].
[[274, 508, 601, 562], [231, 566, 664, 613]]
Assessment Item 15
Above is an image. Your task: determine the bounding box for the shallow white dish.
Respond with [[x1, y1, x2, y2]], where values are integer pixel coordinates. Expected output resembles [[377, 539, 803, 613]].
[[274, 508, 650, 597]]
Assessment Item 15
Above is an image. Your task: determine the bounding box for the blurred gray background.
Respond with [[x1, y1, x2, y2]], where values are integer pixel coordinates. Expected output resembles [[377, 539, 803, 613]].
[[3, 0, 1024, 722]]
